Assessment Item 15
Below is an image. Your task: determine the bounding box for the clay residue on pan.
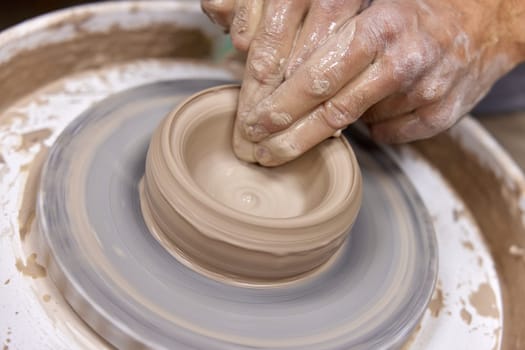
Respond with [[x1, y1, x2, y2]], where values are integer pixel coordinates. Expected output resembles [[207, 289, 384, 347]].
[[460, 308, 473, 325], [400, 323, 422, 350], [508, 244, 525, 261], [18, 146, 48, 241], [42, 294, 51, 303], [415, 133, 525, 350], [428, 287, 444, 317], [477, 256, 484, 267], [469, 282, 500, 319], [462, 240, 475, 251], [18, 129, 52, 151], [3, 279, 9, 285], [15, 253, 47, 279], [493, 327, 502, 350], [0, 24, 211, 115], [45, 12, 93, 33], [18, 212, 35, 242], [453, 207, 466, 221]]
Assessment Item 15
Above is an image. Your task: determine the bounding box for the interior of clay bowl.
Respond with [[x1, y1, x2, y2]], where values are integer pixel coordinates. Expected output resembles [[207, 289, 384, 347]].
[[141, 85, 362, 284], [182, 99, 331, 219]]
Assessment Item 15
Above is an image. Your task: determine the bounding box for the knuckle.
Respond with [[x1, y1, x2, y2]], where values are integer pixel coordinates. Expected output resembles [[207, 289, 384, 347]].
[[363, 4, 407, 47], [390, 54, 423, 85], [415, 66, 454, 102], [268, 111, 293, 129], [408, 39, 439, 71], [416, 81, 448, 103], [419, 111, 453, 133], [329, 102, 356, 128], [272, 138, 303, 160], [241, 120, 269, 142], [257, 137, 303, 166], [304, 66, 338, 98], [315, 100, 356, 130], [247, 45, 283, 85], [389, 39, 439, 87], [258, 25, 286, 47]]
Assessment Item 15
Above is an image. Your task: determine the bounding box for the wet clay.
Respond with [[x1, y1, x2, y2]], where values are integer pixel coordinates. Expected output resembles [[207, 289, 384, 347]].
[[18, 129, 52, 151], [508, 244, 525, 261], [18, 146, 48, 241], [15, 253, 47, 279], [428, 287, 444, 318], [140, 85, 362, 284]]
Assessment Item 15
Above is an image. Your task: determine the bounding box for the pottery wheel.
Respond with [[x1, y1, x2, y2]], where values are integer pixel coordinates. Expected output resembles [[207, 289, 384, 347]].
[[38, 80, 437, 349]]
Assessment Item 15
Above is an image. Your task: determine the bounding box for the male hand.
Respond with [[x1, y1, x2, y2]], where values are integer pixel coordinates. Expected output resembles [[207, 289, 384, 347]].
[[203, 0, 525, 166]]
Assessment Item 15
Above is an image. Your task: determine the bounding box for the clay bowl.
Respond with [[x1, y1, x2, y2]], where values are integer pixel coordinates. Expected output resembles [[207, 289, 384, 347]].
[[140, 85, 362, 285]]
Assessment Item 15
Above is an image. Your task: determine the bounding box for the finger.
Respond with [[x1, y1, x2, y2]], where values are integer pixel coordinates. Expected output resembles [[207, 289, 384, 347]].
[[232, 125, 257, 162], [247, 54, 399, 144], [285, 0, 363, 79], [246, 9, 442, 143], [368, 94, 461, 143], [235, 0, 308, 142], [230, 0, 264, 51], [254, 60, 400, 166], [241, 17, 379, 141], [362, 92, 422, 124], [254, 107, 338, 166], [201, 0, 236, 30]]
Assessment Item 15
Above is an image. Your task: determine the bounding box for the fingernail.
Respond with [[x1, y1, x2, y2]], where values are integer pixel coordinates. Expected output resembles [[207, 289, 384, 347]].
[[255, 146, 272, 164]]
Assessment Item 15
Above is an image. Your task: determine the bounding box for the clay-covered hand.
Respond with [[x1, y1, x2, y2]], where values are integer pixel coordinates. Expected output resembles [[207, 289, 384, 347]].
[[204, 0, 525, 166], [202, 0, 369, 163]]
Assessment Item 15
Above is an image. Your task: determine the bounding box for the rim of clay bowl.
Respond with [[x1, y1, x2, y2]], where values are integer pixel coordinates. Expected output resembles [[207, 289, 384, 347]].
[[156, 85, 362, 248]]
